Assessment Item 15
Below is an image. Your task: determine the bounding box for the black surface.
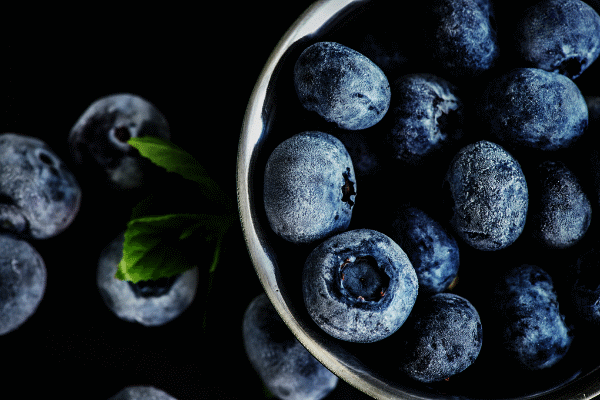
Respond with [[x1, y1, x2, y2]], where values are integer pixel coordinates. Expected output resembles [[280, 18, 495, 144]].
[[7, 1, 600, 399], [0, 3, 370, 400]]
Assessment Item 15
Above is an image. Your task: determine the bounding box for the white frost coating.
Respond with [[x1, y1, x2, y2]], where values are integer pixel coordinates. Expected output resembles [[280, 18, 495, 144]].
[[72, 94, 168, 150], [96, 233, 199, 327], [108, 386, 178, 400]]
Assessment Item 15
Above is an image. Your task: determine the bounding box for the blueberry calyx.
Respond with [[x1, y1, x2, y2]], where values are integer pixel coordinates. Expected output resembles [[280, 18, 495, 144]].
[[341, 168, 356, 207], [128, 275, 179, 298], [556, 55, 585, 78], [113, 126, 132, 143], [339, 255, 389, 302]]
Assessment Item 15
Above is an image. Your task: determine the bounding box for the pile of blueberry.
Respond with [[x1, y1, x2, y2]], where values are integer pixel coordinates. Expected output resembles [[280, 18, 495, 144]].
[[252, 0, 600, 396], [0, 93, 199, 341]]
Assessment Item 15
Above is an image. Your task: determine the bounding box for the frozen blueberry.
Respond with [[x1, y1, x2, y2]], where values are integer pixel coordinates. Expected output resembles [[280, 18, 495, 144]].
[[400, 293, 482, 383], [387, 73, 464, 164], [96, 233, 199, 327], [0, 133, 81, 239], [0, 234, 46, 335], [243, 293, 338, 400], [479, 68, 588, 151], [263, 131, 356, 245], [516, 0, 600, 79], [494, 264, 573, 370], [426, 0, 499, 77], [570, 246, 600, 326], [69, 93, 170, 189], [294, 41, 391, 130], [444, 140, 528, 251], [529, 161, 591, 249], [389, 207, 459, 296], [302, 229, 418, 343], [108, 386, 177, 400]]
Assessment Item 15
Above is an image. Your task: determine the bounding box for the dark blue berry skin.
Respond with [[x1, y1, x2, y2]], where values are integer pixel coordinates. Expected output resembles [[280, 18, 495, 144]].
[[530, 161, 591, 249], [494, 265, 573, 370], [263, 131, 356, 245], [479, 68, 588, 151], [302, 229, 418, 343], [242, 293, 338, 400], [387, 73, 464, 165], [516, 0, 600, 79], [388, 207, 459, 296], [427, 0, 499, 78], [444, 141, 528, 251], [0, 133, 81, 239], [294, 41, 391, 130], [0, 234, 46, 335], [400, 293, 482, 383]]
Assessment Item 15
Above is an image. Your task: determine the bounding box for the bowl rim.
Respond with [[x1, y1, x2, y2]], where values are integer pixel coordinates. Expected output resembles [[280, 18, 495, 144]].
[[236, 1, 600, 399]]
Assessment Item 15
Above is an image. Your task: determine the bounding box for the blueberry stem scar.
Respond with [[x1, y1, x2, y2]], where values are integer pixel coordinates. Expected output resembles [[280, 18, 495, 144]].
[[342, 168, 356, 207]]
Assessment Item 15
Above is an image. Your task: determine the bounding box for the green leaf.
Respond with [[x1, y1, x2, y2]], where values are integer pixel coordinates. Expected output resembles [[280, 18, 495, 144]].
[[128, 136, 233, 211], [115, 213, 234, 283]]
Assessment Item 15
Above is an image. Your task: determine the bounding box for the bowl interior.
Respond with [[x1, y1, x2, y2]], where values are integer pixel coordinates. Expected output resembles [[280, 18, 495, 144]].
[[238, 0, 600, 399]]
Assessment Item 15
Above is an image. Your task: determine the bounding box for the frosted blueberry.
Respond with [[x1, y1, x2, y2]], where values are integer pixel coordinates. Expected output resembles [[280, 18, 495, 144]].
[[480, 68, 588, 151], [108, 386, 178, 400], [302, 229, 418, 343], [444, 141, 528, 251], [294, 41, 390, 130], [69, 93, 170, 189], [530, 161, 591, 249], [0, 133, 81, 239], [263, 131, 356, 245], [243, 293, 338, 400], [387, 73, 464, 164], [97, 233, 199, 327], [494, 264, 572, 370], [0, 234, 46, 335], [427, 0, 499, 77], [400, 293, 482, 383], [389, 207, 459, 295], [516, 0, 600, 79]]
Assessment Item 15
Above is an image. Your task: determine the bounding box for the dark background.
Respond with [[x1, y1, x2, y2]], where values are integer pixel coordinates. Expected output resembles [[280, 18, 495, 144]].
[[0, 2, 373, 400], [5, 1, 600, 399]]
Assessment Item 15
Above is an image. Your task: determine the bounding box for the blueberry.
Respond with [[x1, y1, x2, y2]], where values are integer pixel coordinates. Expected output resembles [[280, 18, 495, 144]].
[[0, 234, 46, 335], [388, 207, 459, 296], [302, 229, 418, 343], [570, 246, 600, 326], [427, 0, 499, 77], [0, 133, 81, 239], [69, 93, 170, 189], [400, 293, 482, 383], [387, 73, 464, 164], [495, 265, 573, 370], [263, 131, 356, 245], [242, 293, 338, 400], [479, 68, 588, 151], [294, 41, 391, 130], [444, 140, 528, 251], [96, 233, 199, 327], [108, 386, 178, 400], [529, 161, 591, 249], [516, 0, 600, 79]]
